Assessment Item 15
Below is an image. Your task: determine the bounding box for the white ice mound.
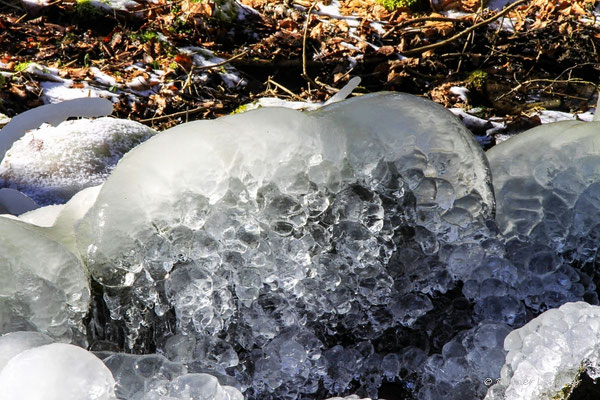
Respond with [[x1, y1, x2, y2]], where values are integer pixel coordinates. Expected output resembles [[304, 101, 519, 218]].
[[0, 342, 116, 400], [0, 331, 53, 371], [485, 301, 600, 400], [78, 92, 494, 286], [76, 92, 496, 398], [0, 117, 156, 205], [0, 216, 89, 341]]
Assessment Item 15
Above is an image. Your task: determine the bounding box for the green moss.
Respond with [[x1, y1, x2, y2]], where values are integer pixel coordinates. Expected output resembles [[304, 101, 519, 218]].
[[466, 70, 488, 91], [167, 19, 193, 36], [376, 0, 421, 11], [75, 0, 105, 19], [213, 0, 239, 21], [14, 62, 31, 72], [231, 103, 250, 114], [129, 30, 160, 44]]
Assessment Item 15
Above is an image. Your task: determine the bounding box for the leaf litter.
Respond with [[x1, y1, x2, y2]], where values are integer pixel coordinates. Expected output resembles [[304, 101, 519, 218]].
[[0, 0, 599, 144]]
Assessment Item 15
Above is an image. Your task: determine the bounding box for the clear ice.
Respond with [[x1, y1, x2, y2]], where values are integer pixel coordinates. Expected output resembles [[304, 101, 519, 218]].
[[486, 121, 600, 312], [5, 93, 600, 399], [0, 215, 89, 342], [76, 92, 499, 398]]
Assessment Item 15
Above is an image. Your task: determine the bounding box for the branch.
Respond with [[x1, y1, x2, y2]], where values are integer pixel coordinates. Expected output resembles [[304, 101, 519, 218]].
[[401, 0, 529, 56]]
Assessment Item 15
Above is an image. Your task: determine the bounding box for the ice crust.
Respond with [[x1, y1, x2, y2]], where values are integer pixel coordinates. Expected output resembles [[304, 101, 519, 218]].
[[95, 352, 244, 400], [485, 302, 600, 400], [76, 92, 501, 398], [0, 117, 156, 205]]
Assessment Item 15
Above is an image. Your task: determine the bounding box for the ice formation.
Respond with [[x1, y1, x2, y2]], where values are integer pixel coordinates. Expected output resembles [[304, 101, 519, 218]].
[[0, 215, 89, 342], [485, 302, 600, 400], [0, 97, 113, 161], [96, 352, 243, 400], [0, 331, 53, 370], [0, 117, 156, 205], [76, 92, 501, 398], [0, 342, 117, 400], [7, 91, 600, 399], [487, 121, 600, 311]]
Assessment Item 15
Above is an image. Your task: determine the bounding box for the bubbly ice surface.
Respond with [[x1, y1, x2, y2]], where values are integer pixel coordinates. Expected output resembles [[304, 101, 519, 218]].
[[96, 352, 244, 400], [0, 216, 89, 341], [76, 92, 496, 398], [487, 121, 600, 312], [488, 120, 600, 241], [485, 301, 600, 400]]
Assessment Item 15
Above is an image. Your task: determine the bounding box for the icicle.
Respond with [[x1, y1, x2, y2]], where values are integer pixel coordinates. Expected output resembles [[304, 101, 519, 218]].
[[324, 76, 362, 105]]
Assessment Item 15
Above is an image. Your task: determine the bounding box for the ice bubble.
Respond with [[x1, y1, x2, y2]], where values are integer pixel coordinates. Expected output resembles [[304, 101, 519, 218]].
[[485, 301, 600, 400], [0, 117, 156, 205], [75, 92, 498, 398], [0, 343, 117, 400], [419, 321, 511, 400]]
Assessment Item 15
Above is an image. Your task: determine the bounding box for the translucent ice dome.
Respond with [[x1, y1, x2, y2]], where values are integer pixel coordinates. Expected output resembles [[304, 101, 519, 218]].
[[75, 92, 500, 398], [487, 121, 600, 312], [487, 120, 600, 243]]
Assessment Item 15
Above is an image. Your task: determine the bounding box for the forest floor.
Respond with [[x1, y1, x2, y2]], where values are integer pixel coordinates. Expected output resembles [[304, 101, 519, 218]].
[[1, 0, 600, 148]]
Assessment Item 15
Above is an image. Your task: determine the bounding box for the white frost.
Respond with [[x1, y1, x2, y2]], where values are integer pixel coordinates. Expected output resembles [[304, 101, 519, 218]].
[[0, 117, 156, 205], [485, 302, 600, 400]]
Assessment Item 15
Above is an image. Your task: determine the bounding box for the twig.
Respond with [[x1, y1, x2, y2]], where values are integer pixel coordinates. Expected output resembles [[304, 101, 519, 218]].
[[381, 16, 464, 39], [180, 49, 251, 93], [0, 0, 24, 11], [496, 78, 597, 102], [301, 2, 337, 94], [193, 49, 251, 71], [401, 0, 529, 56], [267, 78, 305, 101], [302, 2, 319, 87], [138, 104, 212, 123]]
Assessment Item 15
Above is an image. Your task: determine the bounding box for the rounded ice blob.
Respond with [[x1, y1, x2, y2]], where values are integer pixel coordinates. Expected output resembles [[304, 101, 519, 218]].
[[0, 343, 117, 400], [487, 120, 600, 243], [75, 92, 497, 398], [0, 331, 53, 371]]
